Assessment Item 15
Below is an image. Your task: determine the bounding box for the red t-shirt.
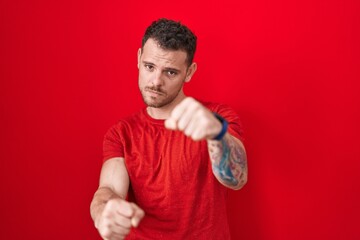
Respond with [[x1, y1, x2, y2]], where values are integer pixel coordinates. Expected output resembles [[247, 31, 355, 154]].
[[103, 101, 244, 239]]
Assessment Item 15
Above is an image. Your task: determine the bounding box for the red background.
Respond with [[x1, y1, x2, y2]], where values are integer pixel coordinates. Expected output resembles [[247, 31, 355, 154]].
[[1, 0, 359, 239]]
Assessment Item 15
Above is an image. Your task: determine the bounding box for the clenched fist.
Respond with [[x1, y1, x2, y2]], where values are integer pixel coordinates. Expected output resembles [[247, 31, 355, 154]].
[[165, 97, 222, 141], [96, 198, 145, 240]]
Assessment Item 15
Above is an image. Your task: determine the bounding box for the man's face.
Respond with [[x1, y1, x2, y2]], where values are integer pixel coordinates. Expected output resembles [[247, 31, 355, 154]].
[[138, 38, 195, 108]]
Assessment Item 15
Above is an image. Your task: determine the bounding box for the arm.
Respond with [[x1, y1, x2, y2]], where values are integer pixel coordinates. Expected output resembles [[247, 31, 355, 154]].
[[207, 133, 248, 190], [165, 97, 248, 190], [90, 157, 144, 239]]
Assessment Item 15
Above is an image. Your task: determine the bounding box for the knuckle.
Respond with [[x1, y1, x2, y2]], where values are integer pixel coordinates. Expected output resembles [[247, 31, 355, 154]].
[[194, 100, 201, 108], [120, 204, 134, 216], [121, 227, 131, 235], [203, 117, 211, 127], [105, 198, 118, 210], [178, 121, 185, 130], [186, 97, 194, 103], [194, 103, 201, 111], [124, 219, 133, 228], [191, 133, 198, 141], [102, 203, 118, 218], [192, 136, 199, 141], [102, 208, 112, 218], [171, 109, 181, 119], [197, 107, 206, 117], [99, 226, 112, 238], [101, 219, 112, 230]]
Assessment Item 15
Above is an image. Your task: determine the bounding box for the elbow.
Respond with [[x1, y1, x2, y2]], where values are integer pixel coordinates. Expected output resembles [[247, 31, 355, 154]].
[[232, 172, 248, 190]]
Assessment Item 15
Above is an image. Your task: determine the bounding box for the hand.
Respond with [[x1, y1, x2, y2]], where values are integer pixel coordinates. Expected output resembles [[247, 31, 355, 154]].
[[96, 198, 145, 240], [165, 97, 222, 141]]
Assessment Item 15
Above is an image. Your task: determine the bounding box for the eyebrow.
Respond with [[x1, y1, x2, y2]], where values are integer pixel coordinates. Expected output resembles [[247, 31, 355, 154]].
[[142, 61, 155, 66], [142, 61, 181, 73], [163, 67, 180, 73]]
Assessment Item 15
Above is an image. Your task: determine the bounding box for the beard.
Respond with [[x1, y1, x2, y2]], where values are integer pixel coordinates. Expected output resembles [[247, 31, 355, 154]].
[[140, 85, 182, 108]]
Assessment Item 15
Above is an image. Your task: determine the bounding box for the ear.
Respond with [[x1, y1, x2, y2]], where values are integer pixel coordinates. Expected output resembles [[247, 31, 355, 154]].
[[137, 48, 142, 69], [185, 62, 197, 83]]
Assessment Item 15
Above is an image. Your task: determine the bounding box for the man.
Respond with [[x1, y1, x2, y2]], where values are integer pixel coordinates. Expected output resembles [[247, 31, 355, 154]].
[[90, 18, 248, 239]]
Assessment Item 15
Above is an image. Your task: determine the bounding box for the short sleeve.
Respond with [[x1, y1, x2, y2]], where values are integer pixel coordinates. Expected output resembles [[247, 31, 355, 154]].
[[213, 104, 244, 142], [103, 122, 126, 162]]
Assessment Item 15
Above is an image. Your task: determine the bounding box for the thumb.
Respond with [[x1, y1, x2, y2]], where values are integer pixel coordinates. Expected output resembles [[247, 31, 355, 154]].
[[130, 203, 145, 228]]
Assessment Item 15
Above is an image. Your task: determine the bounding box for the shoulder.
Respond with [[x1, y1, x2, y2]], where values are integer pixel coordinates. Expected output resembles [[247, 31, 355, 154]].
[[118, 108, 146, 126], [106, 109, 146, 135], [199, 100, 236, 115]]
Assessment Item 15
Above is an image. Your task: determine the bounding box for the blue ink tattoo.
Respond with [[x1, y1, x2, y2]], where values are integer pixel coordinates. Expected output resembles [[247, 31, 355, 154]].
[[212, 139, 239, 186]]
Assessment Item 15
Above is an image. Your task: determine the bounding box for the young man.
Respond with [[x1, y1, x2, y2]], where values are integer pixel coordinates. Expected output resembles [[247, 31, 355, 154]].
[[90, 18, 248, 239]]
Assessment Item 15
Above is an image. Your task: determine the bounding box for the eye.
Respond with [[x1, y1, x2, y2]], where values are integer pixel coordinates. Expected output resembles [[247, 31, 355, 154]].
[[144, 64, 154, 71], [167, 71, 177, 76]]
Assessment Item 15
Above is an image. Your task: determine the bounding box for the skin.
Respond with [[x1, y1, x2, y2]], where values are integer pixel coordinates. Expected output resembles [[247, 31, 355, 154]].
[[90, 38, 247, 240], [165, 98, 248, 190], [137, 38, 197, 119]]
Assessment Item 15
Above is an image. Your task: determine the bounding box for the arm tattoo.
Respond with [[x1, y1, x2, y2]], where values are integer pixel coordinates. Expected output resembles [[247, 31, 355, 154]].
[[208, 136, 247, 188]]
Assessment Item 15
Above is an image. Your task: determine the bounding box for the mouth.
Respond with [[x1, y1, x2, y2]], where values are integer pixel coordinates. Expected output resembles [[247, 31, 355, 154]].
[[145, 88, 165, 97]]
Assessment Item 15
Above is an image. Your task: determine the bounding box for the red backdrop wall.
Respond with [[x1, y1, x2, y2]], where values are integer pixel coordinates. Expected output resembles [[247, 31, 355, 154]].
[[1, 0, 359, 239]]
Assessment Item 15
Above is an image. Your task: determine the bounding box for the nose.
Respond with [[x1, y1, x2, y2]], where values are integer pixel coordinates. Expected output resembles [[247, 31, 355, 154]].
[[151, 70, 164, 86]]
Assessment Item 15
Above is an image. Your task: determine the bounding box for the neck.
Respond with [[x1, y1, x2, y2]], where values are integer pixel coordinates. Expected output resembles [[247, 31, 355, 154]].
[[147, 92, 186, 120]]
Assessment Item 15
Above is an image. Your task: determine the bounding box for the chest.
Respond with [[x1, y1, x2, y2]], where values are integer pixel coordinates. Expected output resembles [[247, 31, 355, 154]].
[[123, 126, 211, 187]]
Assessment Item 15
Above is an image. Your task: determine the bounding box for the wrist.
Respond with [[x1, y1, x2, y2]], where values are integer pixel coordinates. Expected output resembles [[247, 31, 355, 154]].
[[91, 200, 106, 229], [212, 113, 228, 141]]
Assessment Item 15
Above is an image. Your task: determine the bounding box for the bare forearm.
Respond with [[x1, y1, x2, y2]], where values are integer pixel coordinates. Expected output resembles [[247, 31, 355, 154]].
[[90, 187, 121, 226], [208, 133, 248, 190]]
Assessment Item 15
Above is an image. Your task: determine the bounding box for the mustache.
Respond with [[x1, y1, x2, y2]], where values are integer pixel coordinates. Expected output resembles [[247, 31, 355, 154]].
[[145, 86, 166, 95]]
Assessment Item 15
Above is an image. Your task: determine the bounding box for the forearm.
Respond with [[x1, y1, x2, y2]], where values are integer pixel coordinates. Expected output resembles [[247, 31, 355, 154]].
[[207, 133, 248, 190], [90, 187, 121, 227]]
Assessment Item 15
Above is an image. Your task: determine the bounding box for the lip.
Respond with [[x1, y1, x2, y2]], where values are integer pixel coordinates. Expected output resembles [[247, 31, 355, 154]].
[[146, 89, 164, 96]]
